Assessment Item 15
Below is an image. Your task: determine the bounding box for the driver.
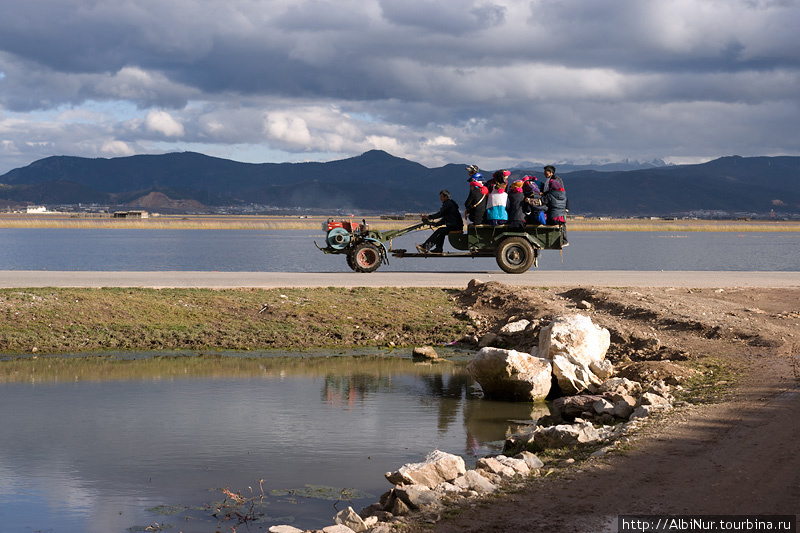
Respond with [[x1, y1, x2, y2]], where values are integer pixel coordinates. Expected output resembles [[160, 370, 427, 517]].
[[416, 190, 463, 253]]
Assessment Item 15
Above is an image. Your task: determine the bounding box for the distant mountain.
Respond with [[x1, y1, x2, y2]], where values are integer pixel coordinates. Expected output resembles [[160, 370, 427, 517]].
[[513, 158, 669, 173], [1, 151, 799, 217], [564, 156, 800, 217]]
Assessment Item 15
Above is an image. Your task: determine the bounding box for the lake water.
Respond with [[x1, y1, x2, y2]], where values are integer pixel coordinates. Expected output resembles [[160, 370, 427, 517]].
[[0, 228, 799, 271], [0, 353, 546, 533]]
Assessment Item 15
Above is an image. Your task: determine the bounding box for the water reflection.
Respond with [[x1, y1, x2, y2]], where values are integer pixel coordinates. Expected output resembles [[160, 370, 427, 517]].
[[0, 353, 546, 533]]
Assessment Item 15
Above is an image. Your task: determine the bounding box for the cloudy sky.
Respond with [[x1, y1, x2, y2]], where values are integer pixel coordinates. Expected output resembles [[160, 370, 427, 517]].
[[1, 0, 798, 175]]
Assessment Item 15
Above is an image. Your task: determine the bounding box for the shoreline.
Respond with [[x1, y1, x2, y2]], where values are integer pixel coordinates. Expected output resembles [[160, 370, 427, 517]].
[[2, 213, 800, 231]]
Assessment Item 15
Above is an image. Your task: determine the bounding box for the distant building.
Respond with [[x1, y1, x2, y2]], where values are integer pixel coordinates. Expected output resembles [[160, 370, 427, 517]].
[[112, 210, 149, 219], [26, 205, 48, 213]]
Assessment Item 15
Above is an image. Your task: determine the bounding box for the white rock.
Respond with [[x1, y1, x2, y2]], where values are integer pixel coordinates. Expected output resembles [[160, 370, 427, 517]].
[[333, 506, 367, 533], [269, 526, 304, 533], [646, 380, 673, 400], [496, 455, 531, 476], [434, 481, 461, 494], [476, 457, 517, 480], [412, 346, 438, 360], [466, 347, 552, 401], [385, 450, 466, 488], [593, 398, 615, 415], [590, 359, 614, 380], [500, 319, 531, 334], [538, 314, 611, 366], [323, 525, 357, 533], [514, 451, 544, 470], [638, 392, 672, 408], [552, 352, 603, 394], [598, 377, 643, 396], [453, 470, 498, 493], [532, 420, 608, 448], [369, 523, 395, 533], [393, 484, 439, 510]]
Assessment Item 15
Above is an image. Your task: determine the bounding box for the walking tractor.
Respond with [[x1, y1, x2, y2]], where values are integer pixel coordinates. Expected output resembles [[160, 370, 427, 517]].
[[315, 218, 567, 274]]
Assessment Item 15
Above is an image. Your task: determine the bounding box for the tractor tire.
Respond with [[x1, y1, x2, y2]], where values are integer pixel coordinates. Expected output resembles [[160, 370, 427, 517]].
[[351, 242, 382, 273], [346, 251, 357, 272], [495, 236, 535, 274]]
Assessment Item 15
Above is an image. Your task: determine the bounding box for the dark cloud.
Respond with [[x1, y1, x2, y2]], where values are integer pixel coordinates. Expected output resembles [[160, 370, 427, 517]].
[[378, 0, 506, 34], [0, 0, 799, 175]]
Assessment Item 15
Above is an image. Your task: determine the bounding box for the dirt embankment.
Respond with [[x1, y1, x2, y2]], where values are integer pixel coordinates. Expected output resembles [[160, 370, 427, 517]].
[[407, 282, 800, 533]]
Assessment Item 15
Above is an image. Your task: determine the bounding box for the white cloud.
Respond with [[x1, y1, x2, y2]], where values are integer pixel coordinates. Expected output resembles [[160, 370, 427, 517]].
[[425, 136, 456, 147], [144, 110, 184, 137], [365, 135, 402, 154], [100, 140, 135, 156], [264, 113, 312, 146]]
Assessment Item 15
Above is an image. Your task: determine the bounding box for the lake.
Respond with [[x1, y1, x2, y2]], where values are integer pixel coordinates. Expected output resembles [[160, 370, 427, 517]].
[[0, 228, 798, 271]]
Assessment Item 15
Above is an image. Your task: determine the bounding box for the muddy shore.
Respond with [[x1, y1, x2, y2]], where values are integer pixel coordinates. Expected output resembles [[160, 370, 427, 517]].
[[404, 283, 800, 533]]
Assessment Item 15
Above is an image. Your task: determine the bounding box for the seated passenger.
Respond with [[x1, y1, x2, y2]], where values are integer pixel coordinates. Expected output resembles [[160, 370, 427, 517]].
[[507, 179, 526, 230], [486, 170, 510, 226], [464, 165, 488, 225], [542, 168, 569, 246], [522, 175, 547, 225]]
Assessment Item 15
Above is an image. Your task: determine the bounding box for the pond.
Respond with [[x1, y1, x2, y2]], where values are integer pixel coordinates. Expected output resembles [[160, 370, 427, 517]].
[[0, 352, 548, 533]]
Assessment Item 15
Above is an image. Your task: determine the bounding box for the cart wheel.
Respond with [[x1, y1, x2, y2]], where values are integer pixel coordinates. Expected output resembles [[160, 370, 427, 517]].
[[351, 242, 382, 273], [495, 236, 535, 274], [346, 250, 357, 272]]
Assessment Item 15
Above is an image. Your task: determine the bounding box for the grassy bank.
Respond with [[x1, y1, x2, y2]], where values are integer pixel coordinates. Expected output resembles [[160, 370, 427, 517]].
[[0, 287, 468, 356], [2, 213, 800, 231]]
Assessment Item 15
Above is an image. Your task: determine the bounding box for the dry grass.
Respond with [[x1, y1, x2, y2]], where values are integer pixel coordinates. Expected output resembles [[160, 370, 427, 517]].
[[567, 218, 800, 232], [2, 213, 799, 231], [0, 287, 468, 355]]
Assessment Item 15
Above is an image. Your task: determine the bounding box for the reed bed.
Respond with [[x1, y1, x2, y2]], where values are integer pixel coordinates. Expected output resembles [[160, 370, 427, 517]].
[[566, 218, 800, 232], [1, 214, 799, 232]]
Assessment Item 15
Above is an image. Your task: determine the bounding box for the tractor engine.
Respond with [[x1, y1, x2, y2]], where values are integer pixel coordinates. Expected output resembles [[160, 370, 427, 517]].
[[323, 219, 369, 250]]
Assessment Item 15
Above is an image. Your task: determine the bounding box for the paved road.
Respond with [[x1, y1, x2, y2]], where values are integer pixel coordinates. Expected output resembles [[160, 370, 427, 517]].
[[1, 270, 798, 288]]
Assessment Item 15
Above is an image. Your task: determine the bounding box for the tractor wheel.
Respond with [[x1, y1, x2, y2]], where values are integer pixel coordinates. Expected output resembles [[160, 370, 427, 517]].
[[495, 236, 535, 274], [346, 251, 357, 272], [351, 242, 382, 273]]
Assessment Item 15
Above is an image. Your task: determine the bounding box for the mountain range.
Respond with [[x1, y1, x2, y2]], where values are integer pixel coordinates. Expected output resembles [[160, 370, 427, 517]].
[[1, 150, 799, 218]]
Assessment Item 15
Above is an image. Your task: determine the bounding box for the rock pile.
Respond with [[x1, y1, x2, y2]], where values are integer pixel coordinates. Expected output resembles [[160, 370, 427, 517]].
[[268, 311, 684, 533], [464, 312, 679, 453], [268, 449, 544, 533], [467, 312, 615, 400]]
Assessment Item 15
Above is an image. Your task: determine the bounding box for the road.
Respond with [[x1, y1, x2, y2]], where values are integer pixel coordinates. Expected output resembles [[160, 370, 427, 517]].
[[1, 270, 799, 288]]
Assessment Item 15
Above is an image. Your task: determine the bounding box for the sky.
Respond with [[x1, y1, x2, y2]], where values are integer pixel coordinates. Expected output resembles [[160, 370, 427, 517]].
[[1, 0, 799, 175]]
